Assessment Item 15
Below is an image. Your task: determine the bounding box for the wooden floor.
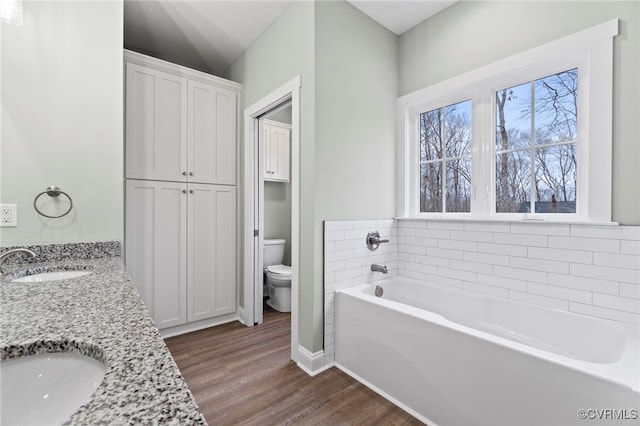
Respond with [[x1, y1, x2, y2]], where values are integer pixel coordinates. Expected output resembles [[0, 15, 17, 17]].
[[165, 302, 424, 426]]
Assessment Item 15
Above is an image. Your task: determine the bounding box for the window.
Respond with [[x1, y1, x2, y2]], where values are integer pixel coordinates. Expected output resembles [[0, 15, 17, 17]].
[[419, 100, 472, 213], [397, 20, 617, 223], [495, 69, 578, 214]]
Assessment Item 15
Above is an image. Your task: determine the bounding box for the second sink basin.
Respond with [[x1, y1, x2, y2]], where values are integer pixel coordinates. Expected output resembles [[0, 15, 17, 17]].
[[11, 270, 93, 283], [1, 352, 107, 425]]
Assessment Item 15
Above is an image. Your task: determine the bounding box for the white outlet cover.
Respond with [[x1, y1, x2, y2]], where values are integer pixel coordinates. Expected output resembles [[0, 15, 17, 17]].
[[0, 204, 17, 227]]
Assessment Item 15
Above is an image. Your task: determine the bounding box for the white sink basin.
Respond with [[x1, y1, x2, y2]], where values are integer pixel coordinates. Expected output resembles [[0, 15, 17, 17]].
[[12, 270, 92, 283], [1, 352, 106, 425]]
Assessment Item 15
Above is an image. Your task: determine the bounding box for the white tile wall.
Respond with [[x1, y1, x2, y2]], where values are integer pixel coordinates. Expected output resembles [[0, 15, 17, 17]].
[[323, 219, 398, 364], [399, 221, 640, 324], [324, 219, 640, 363]]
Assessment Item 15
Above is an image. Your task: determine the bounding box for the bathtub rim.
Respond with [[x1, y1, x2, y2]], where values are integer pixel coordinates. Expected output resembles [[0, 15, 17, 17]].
[[336, 277, 640, 393]]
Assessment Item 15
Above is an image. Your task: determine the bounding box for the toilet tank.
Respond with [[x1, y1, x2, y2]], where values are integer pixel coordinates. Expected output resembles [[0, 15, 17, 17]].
[[263, 239, 286, 267]]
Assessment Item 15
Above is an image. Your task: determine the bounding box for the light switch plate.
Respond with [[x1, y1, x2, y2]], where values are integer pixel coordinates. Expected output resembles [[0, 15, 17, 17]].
[[0, 204, 17, 227]]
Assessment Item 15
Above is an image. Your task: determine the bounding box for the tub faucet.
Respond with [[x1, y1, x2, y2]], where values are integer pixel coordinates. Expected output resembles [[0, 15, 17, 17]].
[[0, 248, 36, 268], [371, 263, 388, 274]]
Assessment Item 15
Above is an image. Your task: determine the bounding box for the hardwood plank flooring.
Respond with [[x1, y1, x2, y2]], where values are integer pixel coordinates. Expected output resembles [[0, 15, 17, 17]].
[[165, 303, 424, 425]]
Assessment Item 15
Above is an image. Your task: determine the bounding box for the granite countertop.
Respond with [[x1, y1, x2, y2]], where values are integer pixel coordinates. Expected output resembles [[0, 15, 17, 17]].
[[0, 248, 207, 425]]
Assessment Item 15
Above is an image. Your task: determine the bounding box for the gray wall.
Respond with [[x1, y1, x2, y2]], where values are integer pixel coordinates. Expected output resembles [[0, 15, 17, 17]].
[[1, 1, 124, 245], [230, 0, 638, 355], [226, 0, 318, 351], [312, 0, 398, 352], [399, 0, 640, 225], [227, 0, 397, 353], [264, 181, 292, 265], [268, 106, 292, 124]]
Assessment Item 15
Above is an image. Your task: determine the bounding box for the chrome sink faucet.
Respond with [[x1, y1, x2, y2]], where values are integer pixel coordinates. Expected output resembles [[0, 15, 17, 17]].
[[371, 263, 388, 274], [0, 248, 36, 268]]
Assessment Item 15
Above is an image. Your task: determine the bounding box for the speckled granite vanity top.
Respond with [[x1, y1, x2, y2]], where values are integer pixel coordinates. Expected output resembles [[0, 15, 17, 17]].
[[0, 242, 207, 425]]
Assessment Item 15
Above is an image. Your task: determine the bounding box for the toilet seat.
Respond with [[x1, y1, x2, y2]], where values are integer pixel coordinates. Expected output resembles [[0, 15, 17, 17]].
[[266, 264, 291, 277]]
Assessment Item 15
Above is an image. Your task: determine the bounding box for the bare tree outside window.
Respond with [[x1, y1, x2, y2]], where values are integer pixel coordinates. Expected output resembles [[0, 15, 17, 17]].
[[419, 100, 472, 213], [495, 69, 578, 214]]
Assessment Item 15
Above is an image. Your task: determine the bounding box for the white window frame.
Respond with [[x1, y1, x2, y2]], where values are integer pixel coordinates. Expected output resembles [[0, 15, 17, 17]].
[[397, 19, 618, 223], [409, 91, 481, 217]]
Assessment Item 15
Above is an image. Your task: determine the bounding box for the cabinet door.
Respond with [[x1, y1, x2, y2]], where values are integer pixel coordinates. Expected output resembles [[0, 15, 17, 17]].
[[125, 63, 187, 182], [271, 126, 290, 181], [188, 81, 237, 185], [187, 184, 236, 322], [125, 180, 187, 329], [263, 122, 290, 182], [263, 124, 272, 179]]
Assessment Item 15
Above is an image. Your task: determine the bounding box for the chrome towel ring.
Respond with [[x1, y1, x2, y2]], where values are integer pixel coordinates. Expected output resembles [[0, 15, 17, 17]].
[[33, 186, 73, 218]]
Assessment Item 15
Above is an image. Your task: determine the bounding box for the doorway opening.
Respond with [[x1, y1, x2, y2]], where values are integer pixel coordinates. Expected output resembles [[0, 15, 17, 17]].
[[243, 76, 300, 362]]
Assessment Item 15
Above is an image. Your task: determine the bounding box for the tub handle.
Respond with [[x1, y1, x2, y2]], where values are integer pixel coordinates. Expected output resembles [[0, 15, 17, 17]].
[[366, 230, 389, 251]]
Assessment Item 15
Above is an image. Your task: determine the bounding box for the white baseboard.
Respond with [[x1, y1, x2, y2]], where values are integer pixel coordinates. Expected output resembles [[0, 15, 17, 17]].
[[296, 345, 333, 376], [159, 313, 238, 338], [237, 306, 249, 326]]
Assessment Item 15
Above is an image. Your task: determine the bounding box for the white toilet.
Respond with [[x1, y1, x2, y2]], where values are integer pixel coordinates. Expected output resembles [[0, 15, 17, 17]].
[[263, 239, 292, 313]]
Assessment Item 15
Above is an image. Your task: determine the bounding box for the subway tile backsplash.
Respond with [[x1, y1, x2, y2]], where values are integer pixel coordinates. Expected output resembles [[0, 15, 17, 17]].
[[323, 219, 398, 365], [324, 219, 640, 363]]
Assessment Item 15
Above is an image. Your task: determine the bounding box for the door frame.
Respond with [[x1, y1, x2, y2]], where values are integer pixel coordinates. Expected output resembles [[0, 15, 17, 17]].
[[242, 76, 301, 362]]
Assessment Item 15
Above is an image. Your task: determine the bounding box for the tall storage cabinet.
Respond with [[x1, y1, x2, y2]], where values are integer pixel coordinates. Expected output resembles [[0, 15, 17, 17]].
[[124, 50, 241, 334]]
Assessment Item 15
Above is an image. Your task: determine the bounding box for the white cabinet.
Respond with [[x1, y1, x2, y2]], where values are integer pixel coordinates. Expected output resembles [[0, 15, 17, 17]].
[[125, 180, 236, 329], [126, 61, 237, 185], [188, 80, 237, 186], [125, 64, 187, 183], [187, 183, 236, 321], [124, 51, 240, 333], [125, 180, 187, 329], [263, 119, 290, 182]]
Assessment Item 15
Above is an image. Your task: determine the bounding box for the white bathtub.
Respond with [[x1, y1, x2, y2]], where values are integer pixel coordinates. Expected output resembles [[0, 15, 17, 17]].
[[335, 276, 640, 426]]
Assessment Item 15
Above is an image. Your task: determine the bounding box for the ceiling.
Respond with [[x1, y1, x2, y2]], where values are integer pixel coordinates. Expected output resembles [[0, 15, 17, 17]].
[[348, 1, 456, 35], [124, 0, 457, 76]]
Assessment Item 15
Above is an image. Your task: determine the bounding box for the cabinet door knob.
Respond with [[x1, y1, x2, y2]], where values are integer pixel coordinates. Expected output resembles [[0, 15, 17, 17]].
[[189, 190, 194, 194], [182, 171, 187, 176], [182, 189, 187, 194], [189, 172, 194, 176]]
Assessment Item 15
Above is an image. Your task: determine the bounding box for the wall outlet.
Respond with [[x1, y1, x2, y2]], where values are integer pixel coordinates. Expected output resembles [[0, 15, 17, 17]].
[[0, 204, 17, 227]]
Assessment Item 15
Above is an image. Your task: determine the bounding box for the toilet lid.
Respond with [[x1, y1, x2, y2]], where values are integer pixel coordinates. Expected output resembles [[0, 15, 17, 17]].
[[266, 264, 291, 276]]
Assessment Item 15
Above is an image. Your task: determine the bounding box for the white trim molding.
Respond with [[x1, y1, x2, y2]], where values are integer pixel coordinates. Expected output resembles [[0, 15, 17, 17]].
[[243, 75, 301, 363], [297, 345, 332, 377], [159, 313, 238, 339], [237, 306, 247, 326], [124, 49, 242, 92]]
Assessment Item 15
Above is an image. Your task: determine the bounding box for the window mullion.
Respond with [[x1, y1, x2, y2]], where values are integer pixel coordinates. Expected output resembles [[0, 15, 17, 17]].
[[529, 80, 536, 214], [441, 108, 446, 212], [471, 88, 486, 217], [497, 139, 576, 155]]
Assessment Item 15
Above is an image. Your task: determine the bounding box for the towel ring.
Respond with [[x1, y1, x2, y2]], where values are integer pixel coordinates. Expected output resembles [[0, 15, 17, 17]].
[[33, 186, 73, 218]]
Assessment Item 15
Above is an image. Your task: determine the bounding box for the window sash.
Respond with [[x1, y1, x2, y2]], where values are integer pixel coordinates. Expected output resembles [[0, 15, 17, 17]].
[[488, 61, 585, 220], [413, 97, 476, 216]]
